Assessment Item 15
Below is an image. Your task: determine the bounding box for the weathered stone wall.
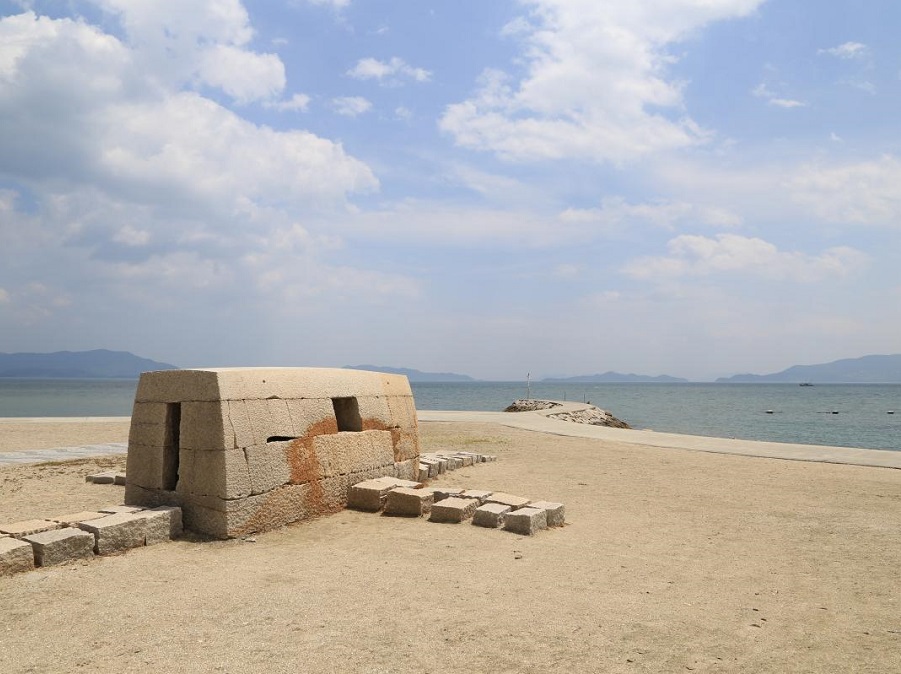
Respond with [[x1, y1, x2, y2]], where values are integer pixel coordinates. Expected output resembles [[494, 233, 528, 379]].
[[125, 368, 420, 538]]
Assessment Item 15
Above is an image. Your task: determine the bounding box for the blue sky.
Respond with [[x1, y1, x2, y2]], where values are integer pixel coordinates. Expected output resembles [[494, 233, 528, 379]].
[[1, 0, 899, 380]]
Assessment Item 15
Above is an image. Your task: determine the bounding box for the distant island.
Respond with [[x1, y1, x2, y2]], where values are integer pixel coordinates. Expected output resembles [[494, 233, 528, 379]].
[[0, 350, 178, 379], [344, 365, 475, 382], [716, 354, 901, 384], [543, 372, 687, 383]]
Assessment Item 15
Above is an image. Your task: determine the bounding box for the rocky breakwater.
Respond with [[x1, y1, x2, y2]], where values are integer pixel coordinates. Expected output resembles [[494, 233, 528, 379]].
[[504, 399, 631, 429]]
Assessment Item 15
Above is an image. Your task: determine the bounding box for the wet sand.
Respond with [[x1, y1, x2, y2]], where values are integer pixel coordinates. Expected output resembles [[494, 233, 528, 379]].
[[1, 418, 899, 673]]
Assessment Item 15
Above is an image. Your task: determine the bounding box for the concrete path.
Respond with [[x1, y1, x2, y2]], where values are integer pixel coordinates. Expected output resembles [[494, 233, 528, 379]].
[[418, 402, 901, 470], [0, 443, 127, 465]]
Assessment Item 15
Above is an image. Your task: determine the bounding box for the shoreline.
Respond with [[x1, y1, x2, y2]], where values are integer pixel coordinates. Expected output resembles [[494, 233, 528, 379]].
[[1, 411, 900, 468]]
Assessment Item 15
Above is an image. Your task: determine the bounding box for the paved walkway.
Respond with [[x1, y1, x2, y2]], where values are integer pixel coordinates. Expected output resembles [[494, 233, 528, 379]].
[[418, 403, 901, 470], [3, 403, 899, 469]]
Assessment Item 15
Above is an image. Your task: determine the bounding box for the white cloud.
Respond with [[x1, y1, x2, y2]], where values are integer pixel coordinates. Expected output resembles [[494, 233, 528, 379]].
[[560, 197, 742, 230], [752, 83, 805, 108], [440, 0, 765, 163], [266, 93, 312, 112], [300, 0, 351, 8], [0, 288, 9, 304], [347, 57, 431, 84], [91, 0, 285, 104], [819, 42, 868, 60], [394, 106, 412, 120], [623, 234, 866, 282], [332, 96, 372, 117], [790, 156, 901, 226]]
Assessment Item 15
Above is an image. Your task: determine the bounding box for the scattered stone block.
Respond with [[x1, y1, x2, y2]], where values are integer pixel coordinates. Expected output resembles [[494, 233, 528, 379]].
[[78, 513, 149, 554], [456, 454, 474, 467], [485, 492, 530, 509], [503, 506, 547, 535], [420, 458, 440, 479], [429, 497, 479, 524], [528, 501, 565, 527], [51, 511, 107, 526], [460, 489, 493, 504], [384, 487, 433, 517], [472, 503, 511, 528], [0, 537, 35, 575], [98, 505, 145, 515], [427, 487, 463, 502], [347, 477, 421, 512], [24, 528, 95, 567], [114, 473, 127, 485], [417, 465, 429, 482], [0, 519, 59, 538], [87, 471, 117, 484]]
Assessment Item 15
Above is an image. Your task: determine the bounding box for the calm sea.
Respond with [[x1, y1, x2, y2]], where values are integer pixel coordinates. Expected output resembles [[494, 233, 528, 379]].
[[0, 379, 898, 452]]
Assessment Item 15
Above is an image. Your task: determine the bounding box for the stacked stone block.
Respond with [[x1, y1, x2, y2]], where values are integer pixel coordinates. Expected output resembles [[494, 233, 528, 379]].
[[417, 451, 496, 481], [125, 368, 421, 538], [0, 505, 183, 576]]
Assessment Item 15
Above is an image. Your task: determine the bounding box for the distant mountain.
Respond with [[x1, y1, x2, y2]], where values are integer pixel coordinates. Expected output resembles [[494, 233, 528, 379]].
[[543, 371, 688, 383], [344, 365, 475, 382], [716, 354, 901, 383], [0, 349, 178, 379]]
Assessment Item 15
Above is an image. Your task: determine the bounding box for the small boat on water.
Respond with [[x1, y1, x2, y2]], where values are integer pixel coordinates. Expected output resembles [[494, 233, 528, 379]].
[[799, 382, 814, 387]]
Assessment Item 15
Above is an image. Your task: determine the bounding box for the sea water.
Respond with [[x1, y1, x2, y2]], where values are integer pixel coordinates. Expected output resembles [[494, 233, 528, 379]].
[[0, 379, 898, 452]]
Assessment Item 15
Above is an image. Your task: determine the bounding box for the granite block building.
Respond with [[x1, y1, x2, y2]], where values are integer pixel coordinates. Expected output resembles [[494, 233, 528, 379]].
[[125, 368, 420, 538]]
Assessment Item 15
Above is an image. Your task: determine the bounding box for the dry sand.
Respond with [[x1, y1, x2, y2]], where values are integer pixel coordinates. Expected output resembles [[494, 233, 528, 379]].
[[1, 420, 900, 673]]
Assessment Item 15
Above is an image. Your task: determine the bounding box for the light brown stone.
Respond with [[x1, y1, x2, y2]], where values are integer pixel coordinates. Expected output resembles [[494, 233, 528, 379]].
[[528, 501, 566, 527], [472, 503, 511, 528], [485, 492, 531, 509], [51, 511, 107, 525], [384, 487, 433, 517], [0, 537, 35, 575], [503, 507, 548, 535], [78, 513, 149, 554], [0, 519, 59, 538], [24, 528, 95, 566], [429, 497, 479, 523], [460, 489, 493, 504], [245, 442, 292, 495]]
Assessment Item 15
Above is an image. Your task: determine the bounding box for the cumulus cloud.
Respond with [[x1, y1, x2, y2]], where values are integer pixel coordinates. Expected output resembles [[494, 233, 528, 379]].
[[440, 0, 765, 163], [265, 93, 312, 112], [790, 156, 901, 226], [623, 234, 866, 282], [819, 42, 868, 59], [332, 96, 372, 117], [347, 57, 431, 84]]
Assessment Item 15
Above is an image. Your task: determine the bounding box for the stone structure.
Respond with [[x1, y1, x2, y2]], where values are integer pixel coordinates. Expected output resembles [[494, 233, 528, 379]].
[[124, 367, 421, 538]]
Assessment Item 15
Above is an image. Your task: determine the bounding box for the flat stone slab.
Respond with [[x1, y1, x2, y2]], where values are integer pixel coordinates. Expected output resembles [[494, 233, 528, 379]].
[[429, 497, 479, 524], [24, 528, 95, 566], [51, 511, 107, 526], [503, 507, 548, 535], [0, 519, 59, 538], [384, 487, 433, 517], [460, 489, 493, 504], [98, 505, 145, 515], [472, 502, 511, 528], [528, 500, 565, 527], [485, 492, 531, 509], [78, 513, 149, 554], [86, 471, 118, 484], [426, 487, 464, 502], [0, 537, 35, 575]]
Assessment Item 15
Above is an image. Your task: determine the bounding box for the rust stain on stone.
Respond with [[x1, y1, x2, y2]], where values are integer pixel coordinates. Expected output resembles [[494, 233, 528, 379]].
[[362, 417, 407, 462]]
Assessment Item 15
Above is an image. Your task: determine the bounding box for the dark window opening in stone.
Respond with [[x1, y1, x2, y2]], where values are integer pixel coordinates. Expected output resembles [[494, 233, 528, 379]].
[[267, 436, 297, 443], [163, 402, 180, 491], [332, 397, 362, 432]]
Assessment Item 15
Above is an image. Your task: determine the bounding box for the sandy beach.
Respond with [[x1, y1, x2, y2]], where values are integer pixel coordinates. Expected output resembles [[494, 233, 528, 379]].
[[1, 417, 900, 673]]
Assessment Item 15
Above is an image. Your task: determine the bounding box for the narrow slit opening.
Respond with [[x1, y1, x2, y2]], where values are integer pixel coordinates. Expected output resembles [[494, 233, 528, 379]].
[[162, 402, 180, 491], [267, 436, 297, 443]]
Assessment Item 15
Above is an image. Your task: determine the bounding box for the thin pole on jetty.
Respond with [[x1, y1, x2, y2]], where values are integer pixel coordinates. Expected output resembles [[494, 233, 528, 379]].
[[526, 372, 532, 400]]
